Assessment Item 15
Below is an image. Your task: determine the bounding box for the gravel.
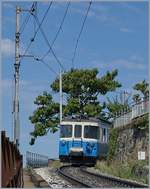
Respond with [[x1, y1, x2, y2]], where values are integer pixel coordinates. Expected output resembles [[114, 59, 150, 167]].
[[34, 167, 73, 188]]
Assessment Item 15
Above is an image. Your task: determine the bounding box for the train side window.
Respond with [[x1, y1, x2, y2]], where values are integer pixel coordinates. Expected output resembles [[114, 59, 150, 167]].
[[74, 125, 82, 138], [100, 128, 102, 141], [102, 128, 107, 142]]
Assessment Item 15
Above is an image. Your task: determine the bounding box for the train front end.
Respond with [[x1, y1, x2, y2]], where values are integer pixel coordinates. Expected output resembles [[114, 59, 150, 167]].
[[59, 120, 100, 165]]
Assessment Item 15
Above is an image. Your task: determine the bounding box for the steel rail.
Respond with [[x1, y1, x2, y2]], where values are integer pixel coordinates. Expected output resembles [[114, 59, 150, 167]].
[[57, 165, 92, 188], [58, 165, 148, 188], [80, 166, 149, 188]]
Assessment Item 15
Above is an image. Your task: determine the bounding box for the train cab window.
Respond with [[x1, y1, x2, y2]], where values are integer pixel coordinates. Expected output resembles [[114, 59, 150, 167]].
[[102, 128, 107, 142], [84, 126, 99, 139], [74, 125, 82, 138], [60, 125, 72, 138]]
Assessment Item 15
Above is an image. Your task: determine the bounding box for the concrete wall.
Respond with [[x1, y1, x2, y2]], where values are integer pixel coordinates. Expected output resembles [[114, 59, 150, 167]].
[[113, 123, 149, 163]]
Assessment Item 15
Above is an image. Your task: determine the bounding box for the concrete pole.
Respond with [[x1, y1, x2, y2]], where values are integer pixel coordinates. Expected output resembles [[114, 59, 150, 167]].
[[14, 6, 20, 147], [59, 68, 63, 123]]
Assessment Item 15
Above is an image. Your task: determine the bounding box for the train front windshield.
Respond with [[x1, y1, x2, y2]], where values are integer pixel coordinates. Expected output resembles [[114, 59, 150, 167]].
[[84, 126, 99, 139], [60, 125, 72, 138]]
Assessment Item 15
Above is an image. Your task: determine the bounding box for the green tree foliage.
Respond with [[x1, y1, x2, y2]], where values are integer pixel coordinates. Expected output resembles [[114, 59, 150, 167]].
[[29, 68, 121, 144], [106, 94, 130, 117], [133, 80, 149, 101], [51, 68, 121, 117], [29, 91, 59, 145], [107, 128, 118, 161], [132, 94, 141, 103]]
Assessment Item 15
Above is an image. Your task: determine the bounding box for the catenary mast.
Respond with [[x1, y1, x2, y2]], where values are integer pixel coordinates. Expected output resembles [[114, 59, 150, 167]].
[[13, 6, 20, 147]]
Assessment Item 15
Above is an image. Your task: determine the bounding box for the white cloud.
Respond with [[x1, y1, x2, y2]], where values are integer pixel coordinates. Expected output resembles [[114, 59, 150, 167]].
[[111, 59, 146, 70], [0, 79, 29, 96], [71, 5, 117, 24], [130, 55, 144, 61], [120, 28, 133, 33], [91, 56, 147, 71], [2, 38, 15, 57], [0, 78, 55, 113], [2, 38, 25, 58], [2, 2, 15, 9], [120, 2, 143, 14]]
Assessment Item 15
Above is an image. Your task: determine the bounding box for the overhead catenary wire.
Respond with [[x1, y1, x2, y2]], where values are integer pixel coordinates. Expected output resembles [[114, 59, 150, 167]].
[[33, 14, 65, 70], [72, 1, 92, 68], [41, 1, 71, 61], [19, 13, 31, 35], [33, 2, 37, 35], [20, 1, 53, 60], [19, 3, 35, 35], [18, 1, 61, 77], [34, 57, 59, 76]]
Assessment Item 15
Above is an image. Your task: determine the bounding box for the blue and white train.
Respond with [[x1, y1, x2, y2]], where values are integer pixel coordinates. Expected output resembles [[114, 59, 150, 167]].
[[59, 118, 111, 165]]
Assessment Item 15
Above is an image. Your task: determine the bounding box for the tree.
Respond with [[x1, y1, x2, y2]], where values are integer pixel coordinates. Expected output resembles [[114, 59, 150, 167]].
[[132, 94, 141, 103], [51, 68, 121, 117], [106, 94, 130, 118], [29, 68, 122, 144], [29, 91, 59, 145], [133, 80, 149, 98]]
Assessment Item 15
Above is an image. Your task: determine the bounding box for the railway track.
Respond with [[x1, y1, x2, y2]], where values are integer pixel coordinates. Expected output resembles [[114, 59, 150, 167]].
[[58, 165, 149, 188], [58, 165, 92, 188]]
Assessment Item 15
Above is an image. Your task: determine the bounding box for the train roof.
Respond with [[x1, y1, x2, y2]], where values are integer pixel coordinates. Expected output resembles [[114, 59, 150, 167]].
[[61, 117, 112, 125]]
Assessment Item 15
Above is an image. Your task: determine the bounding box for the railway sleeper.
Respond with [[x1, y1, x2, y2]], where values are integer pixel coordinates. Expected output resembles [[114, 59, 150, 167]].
[[81, 167, 149, 188]]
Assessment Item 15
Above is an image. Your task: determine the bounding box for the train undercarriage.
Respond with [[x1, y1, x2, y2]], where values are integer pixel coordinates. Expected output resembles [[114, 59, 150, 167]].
[[59, 155, 97, 166]]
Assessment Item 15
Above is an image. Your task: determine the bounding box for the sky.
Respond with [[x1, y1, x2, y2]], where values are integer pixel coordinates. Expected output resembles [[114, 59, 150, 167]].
[[1, 1, 148, 166]]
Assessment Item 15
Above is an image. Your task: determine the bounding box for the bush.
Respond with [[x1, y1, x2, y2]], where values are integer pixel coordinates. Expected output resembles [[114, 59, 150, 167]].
[[107, 128, 118, 161], [95, 160, 148, 184], [134, 114, 149, 130]]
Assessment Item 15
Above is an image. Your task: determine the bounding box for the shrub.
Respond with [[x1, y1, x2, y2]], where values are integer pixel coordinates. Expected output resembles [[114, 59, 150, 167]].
[[107, 128, 118, 161]]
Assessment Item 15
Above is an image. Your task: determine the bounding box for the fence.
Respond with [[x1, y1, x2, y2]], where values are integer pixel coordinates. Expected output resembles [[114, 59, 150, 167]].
[[26, 151, 48, 168], [114, 98, 149, 128], [1, 131, 23, 188]]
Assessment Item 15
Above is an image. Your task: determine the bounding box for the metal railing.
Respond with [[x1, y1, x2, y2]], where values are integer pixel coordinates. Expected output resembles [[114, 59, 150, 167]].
[[113, 98, 149, 128], [1, 131, 23, 187], [26, 151, 48, 168]]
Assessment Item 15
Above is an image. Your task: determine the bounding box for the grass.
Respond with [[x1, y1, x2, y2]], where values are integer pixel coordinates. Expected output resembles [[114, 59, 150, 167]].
[[48, 160, 63, 168], [94, 160, 148, 184]]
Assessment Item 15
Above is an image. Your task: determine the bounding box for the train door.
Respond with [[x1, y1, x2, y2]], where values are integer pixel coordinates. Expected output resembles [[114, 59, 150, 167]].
[[72, 124, 82, 148]]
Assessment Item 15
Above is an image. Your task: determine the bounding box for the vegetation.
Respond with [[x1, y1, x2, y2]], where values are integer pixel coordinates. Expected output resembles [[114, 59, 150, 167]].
[[29, 91, 59, 145], [29, 68, 149, 145], [48, 160, 62, 168], [106, 94, 130, 118], [133, 80, 149, 97], [115, 114, 149, 131], [133, 113, 149, 131], [95, 160, 148, 184], [51, 68, 121, 117], [107, 128, 118, 161], [29, 68, 121, 144], [132, 80, 149, 102]]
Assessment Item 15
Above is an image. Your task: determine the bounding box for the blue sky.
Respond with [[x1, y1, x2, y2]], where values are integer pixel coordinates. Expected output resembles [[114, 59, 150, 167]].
[[1, 1, 148, 165]]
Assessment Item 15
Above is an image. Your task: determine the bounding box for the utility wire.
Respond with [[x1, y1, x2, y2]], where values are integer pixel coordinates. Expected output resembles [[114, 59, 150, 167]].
[[41, 1, 71, 61], [20, 1, 53, 60], [34, 57, 59, 76], [72, 1, 92, 68], [19, 13, 31, 35], [19, 3, 35, 35], [33, 14, 65, 70]]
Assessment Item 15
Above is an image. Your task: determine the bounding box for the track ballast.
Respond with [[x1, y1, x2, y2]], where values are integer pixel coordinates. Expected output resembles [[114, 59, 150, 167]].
[[58, 165, 149, 188]]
